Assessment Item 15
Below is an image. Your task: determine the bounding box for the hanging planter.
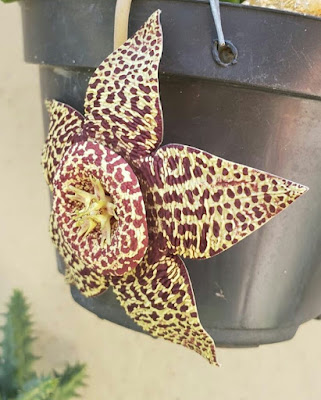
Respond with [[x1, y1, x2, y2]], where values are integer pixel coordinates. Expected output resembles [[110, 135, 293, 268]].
[[18, 0, 321, 357]]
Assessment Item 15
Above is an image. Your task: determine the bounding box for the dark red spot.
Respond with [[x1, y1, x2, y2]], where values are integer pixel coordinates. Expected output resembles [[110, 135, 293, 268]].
[[264, 194, 272, 203], [227, 189, 235, 199], [213, 221, 220, 238], [237, 212, 246, 222], [234, 199, 241, 208]]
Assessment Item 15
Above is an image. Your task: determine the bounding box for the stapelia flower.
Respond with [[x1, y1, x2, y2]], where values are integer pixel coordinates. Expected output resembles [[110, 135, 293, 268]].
[[42, 11, 307, 365]]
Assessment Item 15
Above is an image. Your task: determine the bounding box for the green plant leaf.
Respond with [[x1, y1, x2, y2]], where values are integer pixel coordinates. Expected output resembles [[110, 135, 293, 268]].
[[52, 363, 86, 400], [17, 377, 59, 400], [0, 290, 37, 398]]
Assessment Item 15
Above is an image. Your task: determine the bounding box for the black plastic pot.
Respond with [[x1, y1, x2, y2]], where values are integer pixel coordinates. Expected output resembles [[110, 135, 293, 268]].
[[21, 0, 321, 346]]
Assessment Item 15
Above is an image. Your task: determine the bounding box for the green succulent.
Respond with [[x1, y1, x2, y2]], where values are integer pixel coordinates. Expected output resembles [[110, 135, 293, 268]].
[[0, 290, 86, 400]]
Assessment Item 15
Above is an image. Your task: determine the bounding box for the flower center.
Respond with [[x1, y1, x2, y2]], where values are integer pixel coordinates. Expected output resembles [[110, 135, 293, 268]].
[[66, 178, 118, 245]]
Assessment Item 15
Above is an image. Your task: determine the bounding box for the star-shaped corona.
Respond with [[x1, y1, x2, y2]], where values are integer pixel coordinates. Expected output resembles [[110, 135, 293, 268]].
[[42, 10, 308, 365]]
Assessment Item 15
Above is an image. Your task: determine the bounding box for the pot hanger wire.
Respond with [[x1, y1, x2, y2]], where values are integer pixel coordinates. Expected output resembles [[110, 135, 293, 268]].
[[209, 0, 226, 47], [114, 0, 226, 49]]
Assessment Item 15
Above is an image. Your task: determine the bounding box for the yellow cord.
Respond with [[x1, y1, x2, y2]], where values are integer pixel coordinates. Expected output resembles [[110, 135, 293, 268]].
[[113, 0, 133, 50]]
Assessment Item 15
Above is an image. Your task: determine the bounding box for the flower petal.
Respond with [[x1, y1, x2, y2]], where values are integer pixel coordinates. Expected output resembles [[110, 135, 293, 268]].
[[42, 100, 85, 190], [53, 141, 148, 276], [83, 10, 163, 162], [111, 253, 218, 365], [50, 212, 109, 297], [140, 144, 308, 259]]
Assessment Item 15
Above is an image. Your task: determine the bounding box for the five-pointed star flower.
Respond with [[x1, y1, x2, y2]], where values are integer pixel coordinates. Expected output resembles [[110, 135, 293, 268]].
[[42, 10, 307, 365]]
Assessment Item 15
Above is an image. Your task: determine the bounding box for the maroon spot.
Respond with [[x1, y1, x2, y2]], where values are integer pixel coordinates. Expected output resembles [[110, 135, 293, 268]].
[[269, 205, 276, 213], [186, 190, 194, 205], [225, 223, 233, 232], [244, 187, 251, 196], [174, 209, 181, 219], [262, 185, 269, 192], [138, 84, 151, 94], [249, 224, 255, 231], [193, 166, 202, 178], [234, 199, 241, 208], [196, 206, 206, 219], [227, 188, 235, 199], [213, 221, 220, 238], [217, 205, 223, 215], [264, 194, 272, 203], [224, 203, 231, 209], [222, 168, 228, 176], [252, 196, 258, 203], [201, 189, 210, 201], [200, 223, 210, 253], [213, 190, 223, 202], [259, 174, 266, 181], [227, 213, 233, 220], [237, 212, 246, 222], [242, 223, 248, 231]]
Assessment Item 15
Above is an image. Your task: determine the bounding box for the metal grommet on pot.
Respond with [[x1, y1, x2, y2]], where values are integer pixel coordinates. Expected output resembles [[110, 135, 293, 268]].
[[209, 0, 238, 67], [212, 39, 238, 67]]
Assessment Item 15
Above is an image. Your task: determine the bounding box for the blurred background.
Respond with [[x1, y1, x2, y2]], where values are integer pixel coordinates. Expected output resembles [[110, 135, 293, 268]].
[[1, 3, 321, 399]]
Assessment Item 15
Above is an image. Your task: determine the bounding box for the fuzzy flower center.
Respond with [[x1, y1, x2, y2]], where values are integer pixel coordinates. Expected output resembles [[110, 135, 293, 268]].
[[66, 178, 118, 245]]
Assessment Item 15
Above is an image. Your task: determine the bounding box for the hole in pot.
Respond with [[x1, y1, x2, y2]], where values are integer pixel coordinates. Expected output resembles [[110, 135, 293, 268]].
[[212, 40, 238, 67]]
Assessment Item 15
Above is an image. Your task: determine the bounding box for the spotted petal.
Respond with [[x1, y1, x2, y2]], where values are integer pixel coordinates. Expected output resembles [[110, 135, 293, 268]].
[[83, 10, 163, 163], [111, 253, 218, 365], [50, 212, 109, 297], [140, 144, 308, 259], [52, 141, 148, 278], [42, 100, 86, 190]]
